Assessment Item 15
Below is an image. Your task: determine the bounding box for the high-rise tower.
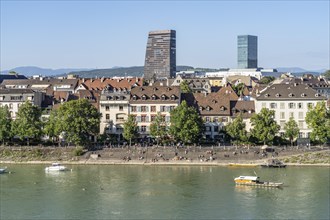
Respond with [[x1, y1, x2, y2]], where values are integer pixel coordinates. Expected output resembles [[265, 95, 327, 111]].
[[144, 30, 176, 79], [237, 35, 258, 69]]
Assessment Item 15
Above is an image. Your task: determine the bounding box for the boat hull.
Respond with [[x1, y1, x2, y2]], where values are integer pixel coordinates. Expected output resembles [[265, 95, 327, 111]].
[[235, 182, 283, 188]]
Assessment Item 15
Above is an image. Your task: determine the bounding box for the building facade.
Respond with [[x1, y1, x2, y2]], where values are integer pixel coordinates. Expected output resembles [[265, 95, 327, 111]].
[[0, 89, 43, 119], [237, 35, 258, 69], [144, 30, 176, 80], [130, 86, 181, 138], [255, 83, 326, 138]]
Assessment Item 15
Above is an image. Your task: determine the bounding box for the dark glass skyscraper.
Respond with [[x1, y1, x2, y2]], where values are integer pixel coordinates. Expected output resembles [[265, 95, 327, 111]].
[[144, 30, 176, 79], [237, 35, 258, 69]]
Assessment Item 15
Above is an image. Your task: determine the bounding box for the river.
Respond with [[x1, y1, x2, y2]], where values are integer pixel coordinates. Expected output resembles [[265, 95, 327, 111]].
[[0, 165, 329, 219]]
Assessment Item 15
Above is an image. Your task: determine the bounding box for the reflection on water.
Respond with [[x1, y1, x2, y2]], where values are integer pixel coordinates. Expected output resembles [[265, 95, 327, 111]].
[[0, 165, 329, 220]]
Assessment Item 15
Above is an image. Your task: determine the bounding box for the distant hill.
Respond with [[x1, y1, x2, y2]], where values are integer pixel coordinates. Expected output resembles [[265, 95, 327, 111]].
[[275, 67, 326, 74], [66, 66, 194, 78], [0, 66, 92, 77]]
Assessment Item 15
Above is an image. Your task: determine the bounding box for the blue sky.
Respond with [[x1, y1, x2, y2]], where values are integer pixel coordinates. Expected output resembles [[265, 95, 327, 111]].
[[1, 0, 329, 71]]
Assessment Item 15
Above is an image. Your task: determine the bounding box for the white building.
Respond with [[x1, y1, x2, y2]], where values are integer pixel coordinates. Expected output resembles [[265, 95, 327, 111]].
[[255, 83, 326, 138]]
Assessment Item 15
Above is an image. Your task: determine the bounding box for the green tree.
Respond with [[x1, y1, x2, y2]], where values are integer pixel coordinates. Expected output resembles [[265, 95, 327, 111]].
[[259, 76, 275, 84], [123, 114, 139, 147], [323, 70, 330, 79], [225, 114, 247, 145], [11, 101, 42, 145], [305, 102, 330, 144], [51, 99, 101, 146], [180, 80, 192, 93], [43, 110, 61, 144], [150, 112, 167, 146], [169, 100, 203, 144], [232, 83, 245, 96], [284, 117, 300, 146], [0, 105, 12, 145], [250, 108, 280, 145]]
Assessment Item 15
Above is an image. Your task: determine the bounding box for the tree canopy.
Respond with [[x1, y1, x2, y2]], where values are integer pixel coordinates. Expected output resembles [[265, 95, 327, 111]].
[[232, 83, 245, 96], [180, 80, 192, 93], [11, 101, 43, 145], [0, 105, 12, 145], [169, 100, 203, 144], [150, 112, 167, 145], [123, 114, 139, 146], [259, 76, 275, 84], [305, 102, 330, 144], [46, 99, 101, 146], [323, 70, 330, 79], [284, 117, 300, 146], [250, 108, 280, 145], [225, 114, 247, 144]]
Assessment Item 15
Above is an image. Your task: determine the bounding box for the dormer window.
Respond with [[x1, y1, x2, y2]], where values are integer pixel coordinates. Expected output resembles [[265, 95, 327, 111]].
[[264, 94, 269, 97], [199, 106, 203, 111], [275, 93, 280, 97], [171, 95, 176, 100], [151, 95, 156, 100], [315, 93, 320, 97], [161, 95, 166, 100], [220, 106, 225, 111], [142, 95, 147, 100], [301, 93, 306, 97], [132, 95, 137, 100], [206, 106, 211, 111], [288, 93, 293, 97]]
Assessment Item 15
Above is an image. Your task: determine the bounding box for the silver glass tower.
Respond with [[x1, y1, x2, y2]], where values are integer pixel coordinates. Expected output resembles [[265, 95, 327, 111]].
[[237, 35, 258, 69]]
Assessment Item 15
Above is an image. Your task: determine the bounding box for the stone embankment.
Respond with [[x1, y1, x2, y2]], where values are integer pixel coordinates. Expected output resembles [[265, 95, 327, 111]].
[[0, 145, 329, 166]]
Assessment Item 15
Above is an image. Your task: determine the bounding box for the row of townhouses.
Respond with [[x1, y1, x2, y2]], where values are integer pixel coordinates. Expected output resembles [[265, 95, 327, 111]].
[[0, 74, 329, 142]]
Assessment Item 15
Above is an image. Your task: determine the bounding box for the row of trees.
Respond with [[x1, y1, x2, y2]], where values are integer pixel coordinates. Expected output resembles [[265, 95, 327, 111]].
[[1, 99, 329, 147], [0, 99, 101, 146], [123, 101, 330, 147]]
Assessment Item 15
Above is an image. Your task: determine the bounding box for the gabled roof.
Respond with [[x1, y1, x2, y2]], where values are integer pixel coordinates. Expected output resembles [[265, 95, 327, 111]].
[[257, 83, 326, 100], [78, 77, 143, 91], [130, 86, 180, 103]]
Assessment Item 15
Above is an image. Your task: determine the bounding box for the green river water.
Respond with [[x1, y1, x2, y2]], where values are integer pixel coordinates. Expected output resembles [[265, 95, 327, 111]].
[[0, 165, 329, 219]]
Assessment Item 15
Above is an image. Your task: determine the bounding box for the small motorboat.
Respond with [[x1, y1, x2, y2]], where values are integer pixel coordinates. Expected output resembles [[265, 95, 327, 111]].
[[45, 163, 68, 172], [0, 167, 7, 174], [261, 159, 286, 168], [234, 175, 283, 188]]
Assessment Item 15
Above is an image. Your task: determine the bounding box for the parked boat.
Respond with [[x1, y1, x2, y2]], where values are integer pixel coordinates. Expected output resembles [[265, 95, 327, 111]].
[[0, 167, 7, 174], [234, 175, 283, 188], [45, 163, 68, 172], [261, 159, 286, 168]]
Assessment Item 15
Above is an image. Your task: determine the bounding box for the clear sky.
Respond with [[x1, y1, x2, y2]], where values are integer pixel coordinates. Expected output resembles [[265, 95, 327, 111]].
[[1, 0, 329, 71]]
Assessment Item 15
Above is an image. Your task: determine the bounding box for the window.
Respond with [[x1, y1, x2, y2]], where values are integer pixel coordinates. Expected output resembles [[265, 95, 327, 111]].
[[222, 117, 228, 122], [298, 112, 304, 119], [140, 126, 147, 132], [9, 104, 13, 109], [10, 96, 21, 100], [171, 95, 176, 100], [280, 121, 285, 129], [213, 117, 219, 122], [298, 103, 303, 109], [160, 106, 166, 112], [280, 103, 285, 109], [119, 106, 123, 111], [205, 117, 211, 122], [105, 114, 110, 120], [151, 115, 156, 122], [141, 106, 147, 112], [261, 103, 266, 108], [205, 126, 211, 132], [151, 95, 156, 100], [132, 95, 137, 100], [214, 126, 219, 132], [169, 106, 175, 111], [288, 103, 295, 109], [105, 106, 110, 111], [131, 106, 137, 112], [307, 103, 313, 108], [270, 103, 277, 109], [141, 115, 147, 122], [289, 112, 294, 118], [280, 112, 285, 119], [161, 95, 166, 101], [298, 121, 304, 129], [151, 106, 156, 112]]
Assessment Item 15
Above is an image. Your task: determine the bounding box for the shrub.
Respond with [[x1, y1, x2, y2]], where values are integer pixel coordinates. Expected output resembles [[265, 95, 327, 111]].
[[73, 147, 84, 156]]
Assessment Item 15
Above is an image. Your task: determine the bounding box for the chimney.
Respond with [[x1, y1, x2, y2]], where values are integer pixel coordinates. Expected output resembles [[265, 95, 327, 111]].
[[82, 78, 85, 83], [101, 77, 105, 83]]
